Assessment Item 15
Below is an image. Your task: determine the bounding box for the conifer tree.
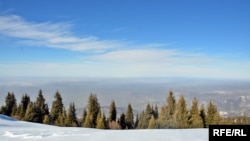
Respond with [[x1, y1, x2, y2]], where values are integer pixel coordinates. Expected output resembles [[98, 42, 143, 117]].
[[159, 91, 176, 128], [43, 114, 50, 124], [173, 95, 188, 128], [206, 101, 220, 127], [125, 104, 134, 129], [11, 103, 22, 119], [119, 113, 126, 129], [35, 90, 45, 109], [34, 89, 49, 123], [137, 111, 145, 129], [83, 93, 100, 128], [109, 100, 117, 122], [55, 108, 67, 126], [81, 108, 87, 127], [153, 105, 159, 119], [188, 97, 203, 128], [19, 94, 30, 119], [10, 103, 18, 118], [24, 102, 42, 122], [138, 103, 153, 129], [145, 103, 153, 122], [166, 91, 176, 118], [50, 90, 64, 124], [66, 102, 78, 127], [83, 114, 92, 128], [148, 115, 158, 129], [0, 106, 5, 114], [24, 102, 34, 122], [96, 111, 102, 128], [96, 111, 107, 129], [1, 92, 17, 116]]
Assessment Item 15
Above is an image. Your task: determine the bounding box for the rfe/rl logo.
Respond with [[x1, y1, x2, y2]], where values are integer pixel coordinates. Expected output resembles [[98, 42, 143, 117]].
[[213, 129, 247, 136], [209, 125, 250, 141]]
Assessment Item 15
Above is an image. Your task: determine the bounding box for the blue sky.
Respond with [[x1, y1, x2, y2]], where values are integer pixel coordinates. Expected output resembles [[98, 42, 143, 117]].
[[0, 0, 249, 79]]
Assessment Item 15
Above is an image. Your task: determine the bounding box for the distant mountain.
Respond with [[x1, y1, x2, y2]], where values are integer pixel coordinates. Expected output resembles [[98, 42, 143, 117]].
[[187, 92, 250, 117], [217, 95, 250, 117]]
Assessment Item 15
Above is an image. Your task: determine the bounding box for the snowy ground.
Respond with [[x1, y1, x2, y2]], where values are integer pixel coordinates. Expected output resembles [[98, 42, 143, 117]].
[[0, 114, 208, 141]]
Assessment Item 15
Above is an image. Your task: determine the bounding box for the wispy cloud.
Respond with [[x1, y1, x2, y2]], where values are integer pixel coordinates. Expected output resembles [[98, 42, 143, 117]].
[[93, 49, 211, 64], [1, 58, 249, 79], [1, 14, 249, 79], [0, 14, 125, 52]]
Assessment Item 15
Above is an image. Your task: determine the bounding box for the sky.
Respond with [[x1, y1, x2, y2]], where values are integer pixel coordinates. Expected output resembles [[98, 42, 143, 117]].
[[0, 0, 249, 79], [0, 114, 208, 141]]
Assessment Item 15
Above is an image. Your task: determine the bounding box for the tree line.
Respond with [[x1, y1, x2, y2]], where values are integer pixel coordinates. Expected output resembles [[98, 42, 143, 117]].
[[0, 89, 248, 129]]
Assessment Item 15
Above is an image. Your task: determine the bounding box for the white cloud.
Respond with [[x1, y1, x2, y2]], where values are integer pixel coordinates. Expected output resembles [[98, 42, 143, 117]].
[[0, 14, 124, 52], [0, 14, 249, 79], [1, 51, 249, 79], [94, 49, 211, 64]]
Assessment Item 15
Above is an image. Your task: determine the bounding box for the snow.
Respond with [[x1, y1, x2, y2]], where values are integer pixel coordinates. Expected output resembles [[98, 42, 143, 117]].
[[0, 114, 208, 141]]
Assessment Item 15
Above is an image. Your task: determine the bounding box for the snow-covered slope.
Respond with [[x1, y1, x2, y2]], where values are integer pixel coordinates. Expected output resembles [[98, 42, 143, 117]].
[[0, 114, 208, 141]]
